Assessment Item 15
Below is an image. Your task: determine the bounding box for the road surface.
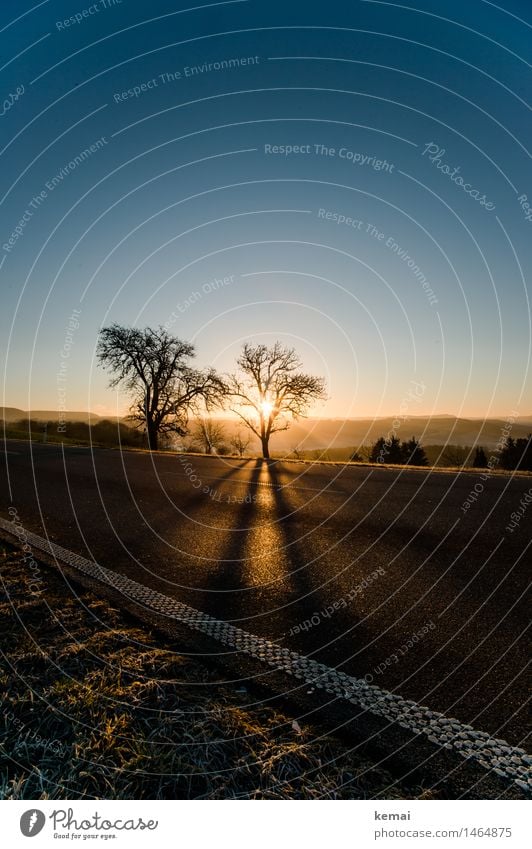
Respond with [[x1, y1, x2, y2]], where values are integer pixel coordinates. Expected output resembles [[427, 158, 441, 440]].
[[1, 439, 530, 746]]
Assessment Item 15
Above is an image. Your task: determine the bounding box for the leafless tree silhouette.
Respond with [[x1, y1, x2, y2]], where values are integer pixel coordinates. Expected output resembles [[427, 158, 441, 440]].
[[228, 342, 326, 459], [191, 418, 227, 454], [97, 324, 225, 450], [230, 429, 251, 457]]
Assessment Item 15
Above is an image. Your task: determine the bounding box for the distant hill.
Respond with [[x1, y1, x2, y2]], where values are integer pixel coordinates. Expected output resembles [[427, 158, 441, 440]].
[[269, 416, 532, 451], [2, 408, 531, 449], [174, 414, 531, 452], [215, 415, 532, 451], [0, 408, 25, 422], [0, 408, 108, 424]]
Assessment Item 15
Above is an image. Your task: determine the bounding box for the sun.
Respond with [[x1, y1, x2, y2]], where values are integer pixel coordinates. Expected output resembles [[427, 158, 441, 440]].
[[260, 398, 274, 418]]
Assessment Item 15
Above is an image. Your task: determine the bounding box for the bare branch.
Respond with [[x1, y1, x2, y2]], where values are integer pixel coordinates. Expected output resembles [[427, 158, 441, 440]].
[[97, 324, 226, 450], [227, 342, 326, 458]]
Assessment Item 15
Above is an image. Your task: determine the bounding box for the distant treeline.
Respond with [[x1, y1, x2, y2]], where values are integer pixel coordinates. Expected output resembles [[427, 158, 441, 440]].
[[349, 434, 532, 470], [434, 437, 532, 471], [3, 418, 532, 470], [2, 418, 145, 448], [496, 436, 532, 471], [362, 435, 428, 466], [288, 435, 532, 470]]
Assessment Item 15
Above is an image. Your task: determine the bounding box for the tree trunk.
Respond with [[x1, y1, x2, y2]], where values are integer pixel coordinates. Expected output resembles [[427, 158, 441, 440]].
[[261, 437, 270, 459], [146, 421, 158, 451]]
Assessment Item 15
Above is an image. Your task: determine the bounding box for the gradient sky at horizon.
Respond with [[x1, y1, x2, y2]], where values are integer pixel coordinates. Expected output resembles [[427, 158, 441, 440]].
[[1, 0, 531, 419]]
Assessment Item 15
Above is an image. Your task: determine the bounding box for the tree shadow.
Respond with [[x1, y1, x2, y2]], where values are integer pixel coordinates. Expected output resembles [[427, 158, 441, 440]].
[[204, 459, 381, 676], [264, 460, 372, 669], [202, 459, 266, 620]]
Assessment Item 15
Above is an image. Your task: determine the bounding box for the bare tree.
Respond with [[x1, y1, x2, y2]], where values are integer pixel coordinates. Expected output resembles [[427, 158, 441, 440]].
[[228, 342, 326, 459], [97, 324, 226, 451], [192, 418, 227, 454], [230, 429, 251, 458]]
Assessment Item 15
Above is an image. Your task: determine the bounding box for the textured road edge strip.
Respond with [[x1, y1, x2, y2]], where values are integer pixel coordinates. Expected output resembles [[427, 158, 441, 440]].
[[1, 516, 530, 792]]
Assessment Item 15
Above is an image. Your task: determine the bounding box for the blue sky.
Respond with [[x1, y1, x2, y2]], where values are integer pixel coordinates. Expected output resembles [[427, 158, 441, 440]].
[[1, 0, 531, 418]]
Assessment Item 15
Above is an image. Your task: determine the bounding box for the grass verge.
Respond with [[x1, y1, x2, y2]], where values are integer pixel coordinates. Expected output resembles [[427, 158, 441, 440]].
[[0, 543, 436, 800]]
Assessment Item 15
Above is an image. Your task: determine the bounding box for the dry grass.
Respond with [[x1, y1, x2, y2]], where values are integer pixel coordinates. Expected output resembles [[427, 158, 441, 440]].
[[0, 544, 435, 800]]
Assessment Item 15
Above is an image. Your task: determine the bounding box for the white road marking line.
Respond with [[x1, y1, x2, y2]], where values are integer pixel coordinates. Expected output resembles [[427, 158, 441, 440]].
[[0, 516, 530, 792]]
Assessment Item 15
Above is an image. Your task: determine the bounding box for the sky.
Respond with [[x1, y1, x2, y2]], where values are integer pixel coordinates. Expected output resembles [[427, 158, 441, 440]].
[[1, 0, 531, 419]]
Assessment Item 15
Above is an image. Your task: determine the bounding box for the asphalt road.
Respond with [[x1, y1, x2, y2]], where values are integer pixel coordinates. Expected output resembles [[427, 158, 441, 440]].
[[1, 439, 530, 746]]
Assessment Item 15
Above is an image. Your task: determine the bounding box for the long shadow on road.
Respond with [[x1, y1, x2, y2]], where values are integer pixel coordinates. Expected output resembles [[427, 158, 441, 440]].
[[265, 460, 381, 673], [201, 459, 266, 621], [204, 459, 378, 674]]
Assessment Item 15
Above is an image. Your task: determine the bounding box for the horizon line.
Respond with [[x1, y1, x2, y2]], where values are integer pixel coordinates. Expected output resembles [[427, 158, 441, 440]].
[[2, 406, 531, 422]]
